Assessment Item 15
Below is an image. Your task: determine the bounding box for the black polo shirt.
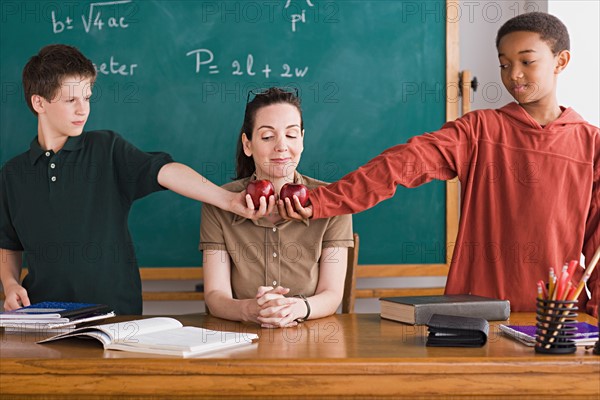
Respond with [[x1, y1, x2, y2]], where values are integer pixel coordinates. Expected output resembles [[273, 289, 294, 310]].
[[0, 131, 173, 314]]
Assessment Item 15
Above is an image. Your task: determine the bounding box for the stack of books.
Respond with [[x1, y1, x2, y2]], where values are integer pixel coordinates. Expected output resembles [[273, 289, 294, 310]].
[[0, 301, 115, 332]]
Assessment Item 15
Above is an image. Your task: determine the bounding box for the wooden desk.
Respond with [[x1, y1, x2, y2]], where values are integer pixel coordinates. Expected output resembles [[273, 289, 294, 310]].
[[1, 313, 598, 399]]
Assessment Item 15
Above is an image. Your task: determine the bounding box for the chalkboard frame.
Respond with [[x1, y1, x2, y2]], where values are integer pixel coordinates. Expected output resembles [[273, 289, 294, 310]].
[[0, 0, 460, 278]]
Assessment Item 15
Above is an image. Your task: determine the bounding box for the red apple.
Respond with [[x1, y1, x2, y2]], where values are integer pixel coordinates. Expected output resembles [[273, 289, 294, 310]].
[[246, 179, 275, 209], [280, 183, 309, 209]]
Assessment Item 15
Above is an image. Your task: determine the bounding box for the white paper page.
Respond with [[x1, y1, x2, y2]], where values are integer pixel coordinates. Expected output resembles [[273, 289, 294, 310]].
[[117, 326, 258, 352], [99, 317, 183, 343]]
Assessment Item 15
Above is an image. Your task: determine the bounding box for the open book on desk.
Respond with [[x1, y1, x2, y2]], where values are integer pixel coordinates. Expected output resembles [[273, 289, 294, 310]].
[[39, 317, 259, 357]]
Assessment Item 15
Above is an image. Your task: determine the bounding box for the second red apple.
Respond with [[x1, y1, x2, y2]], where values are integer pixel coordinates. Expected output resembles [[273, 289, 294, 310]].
[[280, 183, 309, 209]]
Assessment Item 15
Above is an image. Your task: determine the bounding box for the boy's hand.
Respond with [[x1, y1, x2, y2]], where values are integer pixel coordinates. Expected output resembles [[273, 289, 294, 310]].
[[3, 283, 30, 311], [277, 197, 313, 221], [228, 191, 275, 220]]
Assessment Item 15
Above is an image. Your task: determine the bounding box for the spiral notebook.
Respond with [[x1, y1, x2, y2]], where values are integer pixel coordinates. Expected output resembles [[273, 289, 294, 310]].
[[499, 322, 599, 347]]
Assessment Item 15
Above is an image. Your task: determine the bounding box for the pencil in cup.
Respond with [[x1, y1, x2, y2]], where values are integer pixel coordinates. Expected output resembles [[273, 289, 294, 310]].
[[535, 268, 566, 347], [536, 244, 600, 352]]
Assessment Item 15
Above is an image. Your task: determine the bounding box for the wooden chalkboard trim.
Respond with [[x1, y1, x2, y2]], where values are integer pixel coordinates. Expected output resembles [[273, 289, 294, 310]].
[[357, 264, 449, 278], [355, 287, 445, 298], [445, 0, 460, 265], [141, 267, 203, 302], [140, 267, 203, 280], [143, 291, 204, 301], [138, 263, 449, 281]]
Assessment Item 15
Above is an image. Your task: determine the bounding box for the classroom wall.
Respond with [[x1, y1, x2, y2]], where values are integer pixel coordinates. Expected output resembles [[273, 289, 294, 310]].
[[548, 0, 600, 126]]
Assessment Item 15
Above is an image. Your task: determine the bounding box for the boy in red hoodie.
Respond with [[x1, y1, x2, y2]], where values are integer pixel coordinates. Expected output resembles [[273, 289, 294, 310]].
[[279, 12, 600, 316]]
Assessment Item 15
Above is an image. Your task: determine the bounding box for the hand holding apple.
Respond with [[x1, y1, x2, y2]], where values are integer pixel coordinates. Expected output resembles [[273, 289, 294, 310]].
[[277, 194, 313, 221], [279, 183, 309, 209], [246, 179, 275, 209]]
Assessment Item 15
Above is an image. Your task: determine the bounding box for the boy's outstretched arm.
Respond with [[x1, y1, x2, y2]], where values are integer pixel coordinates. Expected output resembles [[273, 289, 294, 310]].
[[157, 162, 274, 220], [280, 118, 472, 221], [0, 249, 29, 311]]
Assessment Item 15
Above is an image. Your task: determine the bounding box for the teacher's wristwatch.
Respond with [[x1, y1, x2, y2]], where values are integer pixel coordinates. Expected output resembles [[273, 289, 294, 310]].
[[293, 294, 311, 323]]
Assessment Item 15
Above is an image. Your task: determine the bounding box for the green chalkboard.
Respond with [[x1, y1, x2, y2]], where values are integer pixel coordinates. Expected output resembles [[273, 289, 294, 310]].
[[0, 0, 448, 266]]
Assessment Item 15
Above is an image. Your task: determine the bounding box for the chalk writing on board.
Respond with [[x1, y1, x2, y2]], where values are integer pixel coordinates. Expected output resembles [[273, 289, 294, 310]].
[[284, 0, 314, 33], [93, 56, 138, 76], [186, 49, 309, 79], [51, 0, 132, 34]]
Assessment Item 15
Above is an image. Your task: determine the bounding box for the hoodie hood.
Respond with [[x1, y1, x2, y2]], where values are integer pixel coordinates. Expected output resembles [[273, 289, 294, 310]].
[[497, 102, 589, 131]]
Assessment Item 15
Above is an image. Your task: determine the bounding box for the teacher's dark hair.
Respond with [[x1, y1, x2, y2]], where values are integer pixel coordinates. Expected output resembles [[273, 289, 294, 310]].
[[236, 87, 303, 179]]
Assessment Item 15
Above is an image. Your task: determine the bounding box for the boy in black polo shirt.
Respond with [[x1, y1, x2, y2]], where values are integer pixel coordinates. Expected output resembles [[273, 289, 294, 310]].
[[0, 44, 268, 314]]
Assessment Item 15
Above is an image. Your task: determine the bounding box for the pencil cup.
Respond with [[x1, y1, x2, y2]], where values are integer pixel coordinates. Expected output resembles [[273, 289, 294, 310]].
[[535, 298, 578, 354]]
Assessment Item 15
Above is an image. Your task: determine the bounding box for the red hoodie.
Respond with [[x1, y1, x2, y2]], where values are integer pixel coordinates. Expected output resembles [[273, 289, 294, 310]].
[[310, 103, 600, 316]]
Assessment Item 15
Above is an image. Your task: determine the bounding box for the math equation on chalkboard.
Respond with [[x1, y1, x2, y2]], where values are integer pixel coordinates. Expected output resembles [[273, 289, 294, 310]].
[[49, 0, 325, 35], [185, 49, 309, 79], [51, 0, 134, 34]]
